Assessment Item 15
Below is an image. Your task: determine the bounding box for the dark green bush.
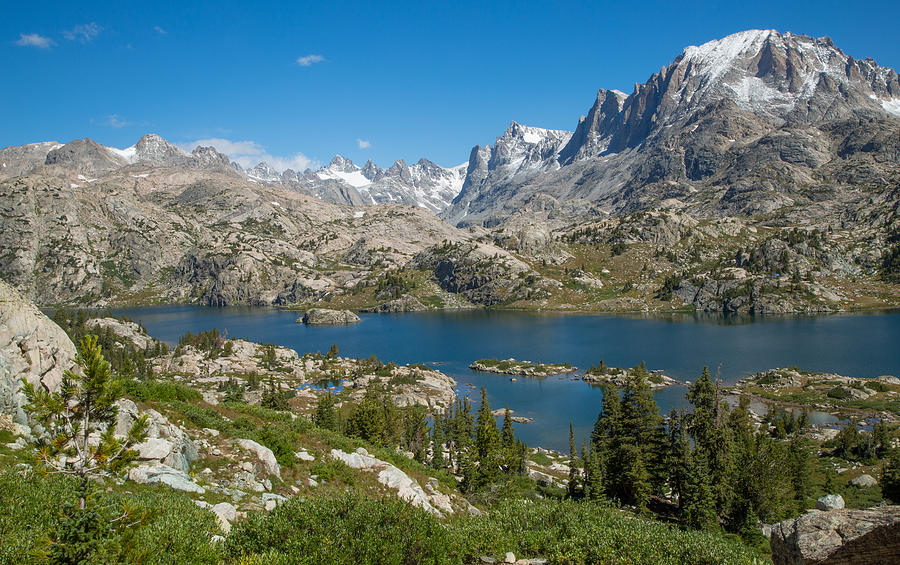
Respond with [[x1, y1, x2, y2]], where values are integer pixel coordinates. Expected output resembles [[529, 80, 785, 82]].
[[124, 378, 202, 403]]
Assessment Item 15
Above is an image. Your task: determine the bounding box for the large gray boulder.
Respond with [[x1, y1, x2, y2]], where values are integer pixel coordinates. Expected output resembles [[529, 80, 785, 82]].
[[815, 494, 845, 511], [0, 280, 76, 428], [235, 438, 281, 478], [129, 463, 206, 494], [298, 308, 361, 326], [850, 474, 877, 488], [771, 506, 900, 565]]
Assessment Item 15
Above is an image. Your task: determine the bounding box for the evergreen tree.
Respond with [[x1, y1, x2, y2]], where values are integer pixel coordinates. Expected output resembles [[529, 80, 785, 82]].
[[680, 448, 718, 529], [789, 436, 814, 511], [346, 381, 386, 444], [23, 335, 149, 509], [314, 391, 339, 431], [474, 387, 502, 487], [501, 406, 515, 448], [873, 419, 891, 459], [883, 450, 900, 504], [583, 441, 604, 502], [431, 416, 446, 469], [568, 422, 580, 498]]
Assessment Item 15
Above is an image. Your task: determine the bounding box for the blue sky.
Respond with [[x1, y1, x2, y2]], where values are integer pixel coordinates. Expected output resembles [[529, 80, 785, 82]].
[[3, 1, 899, 170]]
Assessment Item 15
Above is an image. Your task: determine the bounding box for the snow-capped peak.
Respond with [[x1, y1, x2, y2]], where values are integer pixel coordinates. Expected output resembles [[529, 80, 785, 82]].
[[680, 29, 776, 86]]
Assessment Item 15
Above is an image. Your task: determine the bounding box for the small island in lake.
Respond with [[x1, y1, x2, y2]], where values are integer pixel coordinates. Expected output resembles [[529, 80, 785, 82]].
[[470, 358, 576, 377], [581, 360, 678, 389]]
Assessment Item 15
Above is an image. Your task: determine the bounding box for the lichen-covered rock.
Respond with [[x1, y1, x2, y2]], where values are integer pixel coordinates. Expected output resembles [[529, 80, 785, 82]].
[[299, 308, 361, 326], [771, 506, 900, 565], [0, 279, 76, 427]]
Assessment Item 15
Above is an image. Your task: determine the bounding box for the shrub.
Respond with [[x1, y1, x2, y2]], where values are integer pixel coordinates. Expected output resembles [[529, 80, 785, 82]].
[[0, 471, 221, 564], [827, 386, 852, 400], [225, 493, 763, 564], [125, 378, 202, 403]]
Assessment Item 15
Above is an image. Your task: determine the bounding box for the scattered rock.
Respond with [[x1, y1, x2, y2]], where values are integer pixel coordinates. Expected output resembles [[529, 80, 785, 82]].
[[210, 502, 236, 533], [362, 295, 426, 313], [504, 552, 516, 563]]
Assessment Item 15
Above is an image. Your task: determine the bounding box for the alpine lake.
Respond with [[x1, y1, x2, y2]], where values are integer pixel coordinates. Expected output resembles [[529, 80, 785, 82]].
[[108, 306, 900, 452]]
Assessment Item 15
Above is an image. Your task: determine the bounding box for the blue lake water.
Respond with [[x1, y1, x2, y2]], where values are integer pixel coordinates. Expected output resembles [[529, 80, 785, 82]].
[[108, 306, 900, 451]]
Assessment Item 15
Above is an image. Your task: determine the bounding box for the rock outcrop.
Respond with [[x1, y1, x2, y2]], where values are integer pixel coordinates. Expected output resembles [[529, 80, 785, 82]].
[[0, 279, 75, 428], [361, 295, 426, 313], [299, 308, 361, 326], [115, 399, 199, 473], [330, 447, 452, 516], [771, 506, 900, 565], [85, 317, 156, 351]]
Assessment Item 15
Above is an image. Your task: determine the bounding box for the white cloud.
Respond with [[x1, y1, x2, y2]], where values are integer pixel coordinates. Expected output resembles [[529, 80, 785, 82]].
[[154, 26, 167, 35], [180, 138, 318, 173], [64, 22, 101, 43], [357, 139, 371, 149], [296, 54, 325, 67], [14, 33, 54, 48], [105, 114, 131, 128]]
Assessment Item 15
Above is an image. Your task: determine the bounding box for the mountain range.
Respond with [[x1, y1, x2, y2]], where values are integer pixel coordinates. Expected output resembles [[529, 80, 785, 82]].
[[443, 29, 900, 226], [1, 29, 898, 313]]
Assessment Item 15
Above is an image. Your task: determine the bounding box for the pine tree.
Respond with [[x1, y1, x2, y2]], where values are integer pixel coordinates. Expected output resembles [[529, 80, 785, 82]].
[[23, 335, 149, 509], [568, 422, 580, 498], [314, 391, 338, 431], [431, 416, 446, 469], [883, 450, 900, 504], [501, 406, 514, 448], [681, 448, 718, 529], [474, 387, 502, 487], [583, 442, 604, 502], [789, 436, 814, 511], [346, 381, 385, 444]]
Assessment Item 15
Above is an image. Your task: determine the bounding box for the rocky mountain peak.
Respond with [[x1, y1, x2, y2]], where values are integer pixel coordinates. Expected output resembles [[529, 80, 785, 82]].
[[133, 133, 192, 167], [558, 29, 900, 161], [361, 160, 379, 179], [327, 155, 358, 172], [191, 145, 232, 169], [246, 161, 282, 182], [44, 138, 128, 176]]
